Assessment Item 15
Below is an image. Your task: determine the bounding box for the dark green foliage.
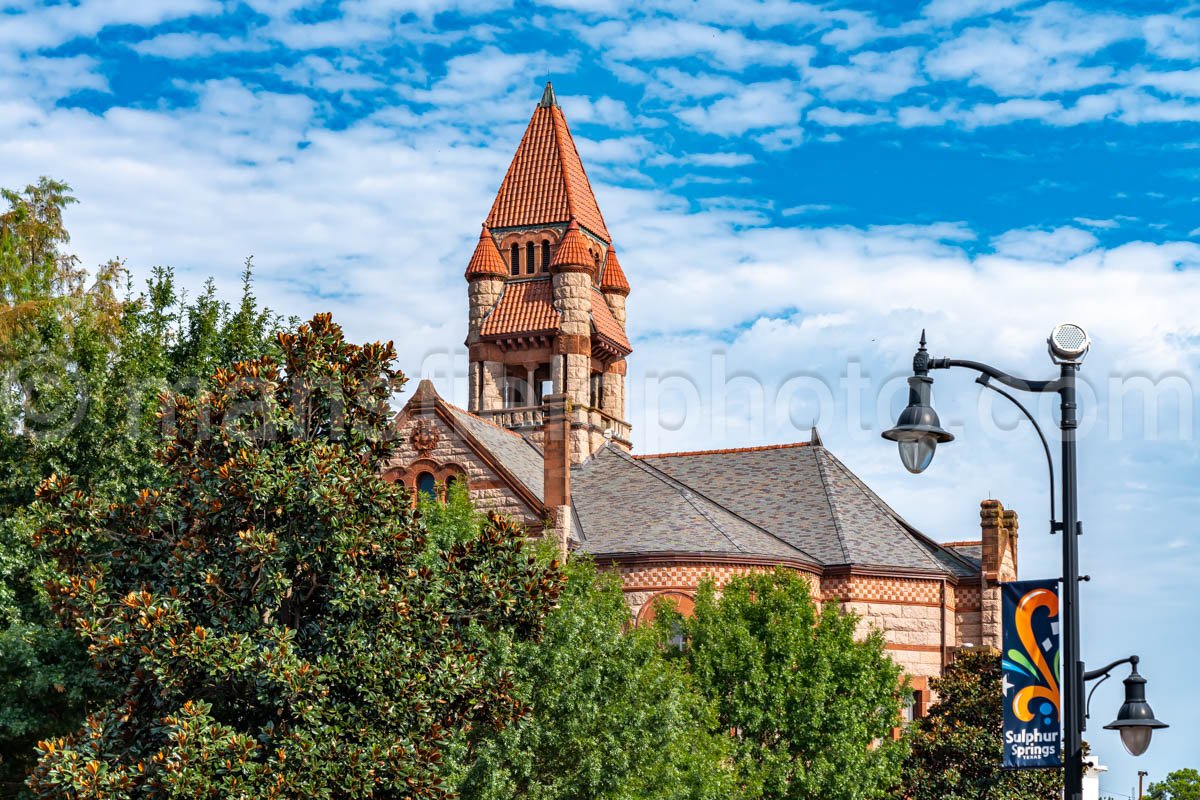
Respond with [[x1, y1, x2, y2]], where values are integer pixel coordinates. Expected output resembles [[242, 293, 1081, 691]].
[[28, 314, 563, 798], [896, 648, 1061, 800], [1146, 769, 1200, 800], [0, 178, 283, 794], [455, 552, 734, 800], [680, 570, 906, 800]]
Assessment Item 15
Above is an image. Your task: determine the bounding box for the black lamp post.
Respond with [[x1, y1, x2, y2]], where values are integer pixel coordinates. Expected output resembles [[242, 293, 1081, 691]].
[[883, 325, 1167, 800]]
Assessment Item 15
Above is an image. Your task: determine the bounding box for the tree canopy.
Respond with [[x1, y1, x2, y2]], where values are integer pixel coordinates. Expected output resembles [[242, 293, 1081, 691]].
[[896, 647, 1060, 800], [28, 313, 564, 798], [455, 548, 734, 800], [1146, 769, 1200, 800], [679, 570, 906, 800], [0, 178, 281, 795]]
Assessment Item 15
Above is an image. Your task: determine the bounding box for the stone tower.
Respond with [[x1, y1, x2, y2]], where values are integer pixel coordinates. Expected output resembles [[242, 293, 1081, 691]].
[[465, 82, 632, 462]]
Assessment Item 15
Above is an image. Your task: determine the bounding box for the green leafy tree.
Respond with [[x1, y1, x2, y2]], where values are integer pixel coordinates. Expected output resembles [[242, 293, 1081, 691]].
[[680, 569, 905, 800], [28, 313, 563, 799], [1146, 769, 1200, 800], [896, 647, 1060, 800], [0, 178, 282, 794], [453, 542, 735, 800]]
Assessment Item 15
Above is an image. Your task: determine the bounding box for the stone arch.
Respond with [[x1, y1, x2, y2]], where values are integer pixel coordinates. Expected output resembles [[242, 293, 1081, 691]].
[[636, 591, 696, 626]]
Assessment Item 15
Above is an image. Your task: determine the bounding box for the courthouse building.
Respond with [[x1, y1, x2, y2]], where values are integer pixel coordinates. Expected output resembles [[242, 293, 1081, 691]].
[[384, 83, 1019, 703]]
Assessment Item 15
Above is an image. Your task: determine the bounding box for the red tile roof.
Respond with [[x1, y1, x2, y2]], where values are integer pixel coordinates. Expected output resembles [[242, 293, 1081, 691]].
[[480, 279, 560, 338], [464, 224, 507, 279], [591, 289, 631, 353], [599, 245, 630, 295], [486, 99, 611, 243], [550, 217, 594, 271]]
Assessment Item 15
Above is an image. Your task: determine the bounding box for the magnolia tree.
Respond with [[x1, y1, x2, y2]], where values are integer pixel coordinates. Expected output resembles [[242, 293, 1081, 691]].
[[29, 314, 563, 799]]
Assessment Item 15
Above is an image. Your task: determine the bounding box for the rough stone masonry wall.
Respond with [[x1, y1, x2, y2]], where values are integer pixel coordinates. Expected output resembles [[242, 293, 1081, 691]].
[[618, 560, 821, 622], [385, 411, 541, 525], [823, 574, 952, 681]]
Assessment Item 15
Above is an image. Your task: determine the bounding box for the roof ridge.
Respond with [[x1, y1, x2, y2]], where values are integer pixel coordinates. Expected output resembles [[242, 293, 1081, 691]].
[[817, 447, 949, 574], [943, 539, 982, 548], [636, 441, 811, 460], [812, 445, 852, 564], [550, 106, 574, 220], [614, 449, 750, 554], [444, 401, 528, 441], [618, 447, 819, 563]]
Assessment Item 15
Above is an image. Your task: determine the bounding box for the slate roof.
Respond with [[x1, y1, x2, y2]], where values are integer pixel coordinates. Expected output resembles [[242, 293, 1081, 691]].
[[485, 86, 611, 242], [444, 405, 545, 501], [571, 446, 813, 562], [640, 443, 952, 573], [480, 279, 559, 339], [397, 384, 975, 578]]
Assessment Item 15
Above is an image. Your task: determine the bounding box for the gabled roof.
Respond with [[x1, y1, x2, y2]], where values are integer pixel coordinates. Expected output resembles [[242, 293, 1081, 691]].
[[480, 278, 560, 339], [639, 442, 957, 574], [444, 405, 544, 502], [486, 84, 611, 242], [392, 381, 545, 511], [571, 446, 815, 563], [465, 225, 507, 279]]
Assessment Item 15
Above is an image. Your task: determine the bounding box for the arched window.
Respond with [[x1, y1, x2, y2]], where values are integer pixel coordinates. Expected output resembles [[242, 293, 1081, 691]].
[[417, 471, 436, 499], [541, 240, 551, 272], [526, 242, 536, 275], [510, 243, 520, 276]]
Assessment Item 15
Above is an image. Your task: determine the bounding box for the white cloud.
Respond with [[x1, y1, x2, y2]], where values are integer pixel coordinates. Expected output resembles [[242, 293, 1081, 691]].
[[805, 48, 924, 102], [133, 31, 269, 59], [925, 4, 1132, 96], [0, 53, 109, 103], [989, 225, 1099, 261], [806, 106, 892, 127], [576, 19, 815, 71], [0, 0, 220, 49], [676, 81, 811, 136]]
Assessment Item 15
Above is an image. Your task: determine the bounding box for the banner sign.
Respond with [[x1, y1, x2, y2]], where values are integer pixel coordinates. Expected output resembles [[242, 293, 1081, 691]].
[[1001, 578, 1062, 769]]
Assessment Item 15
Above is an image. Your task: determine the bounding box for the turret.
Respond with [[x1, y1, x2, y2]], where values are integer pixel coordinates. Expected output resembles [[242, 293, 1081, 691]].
[[464, 83, 632, 459]]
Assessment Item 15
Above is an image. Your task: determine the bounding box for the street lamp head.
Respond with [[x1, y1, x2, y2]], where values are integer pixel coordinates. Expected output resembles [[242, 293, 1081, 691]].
[[882, 373, 954, 473], [1048, 323, 1090, 364], [1103, 660, 1168, 757]]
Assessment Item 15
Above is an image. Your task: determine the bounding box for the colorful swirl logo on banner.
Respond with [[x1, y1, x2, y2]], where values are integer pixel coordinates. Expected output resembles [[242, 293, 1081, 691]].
[[1002, 586, 1060, 723]]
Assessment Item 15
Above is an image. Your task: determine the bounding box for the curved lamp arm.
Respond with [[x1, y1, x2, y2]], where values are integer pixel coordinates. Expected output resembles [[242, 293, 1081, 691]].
[[1083, 656, 1137, 721], [974, 374, 1057, 531]]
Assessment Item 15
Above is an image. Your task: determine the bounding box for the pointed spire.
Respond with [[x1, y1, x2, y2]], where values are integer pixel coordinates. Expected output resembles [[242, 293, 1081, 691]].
[[550, 217, 594, 273], [485, 90, 611, 242], [464, 224, 507, 280], [599, 245, 630, 296], [809, 426, 824, 447]]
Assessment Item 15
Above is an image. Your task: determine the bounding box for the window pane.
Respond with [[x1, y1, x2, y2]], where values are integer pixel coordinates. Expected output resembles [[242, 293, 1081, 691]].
[[417, 471, 436, 498], [526, 242, 535, 274], [510, 244, 520, 275]]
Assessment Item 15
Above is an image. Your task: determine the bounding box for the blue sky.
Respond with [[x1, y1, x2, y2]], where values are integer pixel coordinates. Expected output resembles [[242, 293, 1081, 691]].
[[3, 0, 1199, 792]]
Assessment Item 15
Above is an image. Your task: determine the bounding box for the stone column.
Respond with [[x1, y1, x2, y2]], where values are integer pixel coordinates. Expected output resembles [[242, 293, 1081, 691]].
[[542, 393, 572, 556]]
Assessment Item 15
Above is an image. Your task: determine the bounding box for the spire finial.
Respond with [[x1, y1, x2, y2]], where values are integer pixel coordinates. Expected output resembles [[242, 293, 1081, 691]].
[[539, 81, 557, 108], [919, 328, 927, 349]]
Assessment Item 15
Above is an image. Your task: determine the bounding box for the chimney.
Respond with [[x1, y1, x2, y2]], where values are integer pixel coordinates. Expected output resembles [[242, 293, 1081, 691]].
[[542, 393, 572, 554], [980, 498, 1018, 582], [979, 499, 1019, 649]]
